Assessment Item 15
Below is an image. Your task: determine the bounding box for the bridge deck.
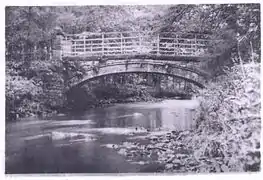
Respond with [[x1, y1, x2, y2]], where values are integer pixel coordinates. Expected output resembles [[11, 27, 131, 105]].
[[63, 53, 213, 62], [60, 31, 215, 58]]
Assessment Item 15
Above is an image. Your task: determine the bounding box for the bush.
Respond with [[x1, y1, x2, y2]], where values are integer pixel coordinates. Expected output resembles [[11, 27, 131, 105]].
[[6, 75, 43, 120], [6, 60, 66, 121], [191, 62, 261, 172]]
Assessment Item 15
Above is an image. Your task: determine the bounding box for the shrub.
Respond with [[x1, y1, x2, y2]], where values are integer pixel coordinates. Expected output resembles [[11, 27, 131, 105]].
[[191, 62, 261, 172], [6, 75, 43, 120]]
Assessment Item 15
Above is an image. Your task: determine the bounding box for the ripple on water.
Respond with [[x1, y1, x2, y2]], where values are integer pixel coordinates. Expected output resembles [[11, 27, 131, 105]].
[[86, 127, 148, 135], [23, 131, 96, 146], [49, 120, 95, 126]]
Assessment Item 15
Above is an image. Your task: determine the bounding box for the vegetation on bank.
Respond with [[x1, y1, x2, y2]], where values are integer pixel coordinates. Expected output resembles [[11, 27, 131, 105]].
[[193, 62, 260, 172], [6, 59, 65, 121], [111, 61, 261, 173]]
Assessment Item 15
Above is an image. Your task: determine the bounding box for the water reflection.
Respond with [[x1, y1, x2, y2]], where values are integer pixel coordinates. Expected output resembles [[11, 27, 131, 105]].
[[80, 100, 197, 131], [6, 99, 199, 173]]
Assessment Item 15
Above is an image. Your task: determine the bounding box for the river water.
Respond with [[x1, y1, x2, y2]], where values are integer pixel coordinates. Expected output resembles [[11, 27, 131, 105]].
[[6, 99, 199, 174]]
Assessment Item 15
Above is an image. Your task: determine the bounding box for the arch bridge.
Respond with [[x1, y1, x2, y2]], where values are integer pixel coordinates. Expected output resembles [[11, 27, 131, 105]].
[[54, 31, 216, 89]]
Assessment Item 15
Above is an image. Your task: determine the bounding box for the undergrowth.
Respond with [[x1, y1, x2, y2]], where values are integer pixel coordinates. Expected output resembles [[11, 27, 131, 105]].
[[190, 62, 261, 172]]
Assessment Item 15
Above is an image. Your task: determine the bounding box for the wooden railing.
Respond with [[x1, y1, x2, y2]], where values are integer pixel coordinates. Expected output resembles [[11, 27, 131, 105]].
[[60, 31, 213, 57]]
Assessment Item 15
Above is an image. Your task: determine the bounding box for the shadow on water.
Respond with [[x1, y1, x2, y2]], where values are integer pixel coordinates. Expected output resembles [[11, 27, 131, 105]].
[[6, 137, 142, 173]]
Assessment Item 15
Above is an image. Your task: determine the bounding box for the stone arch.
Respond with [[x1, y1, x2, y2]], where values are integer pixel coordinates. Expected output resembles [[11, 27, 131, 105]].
[[66, 60, 208, 89], [76, 71, 205, 88]]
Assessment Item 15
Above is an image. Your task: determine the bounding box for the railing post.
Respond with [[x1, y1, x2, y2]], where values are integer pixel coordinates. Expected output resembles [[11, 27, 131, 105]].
[[72, 41, 75, 56], [121, 33, 123, 54], [91, 40, 93, 54], [157, 34, 160, 55], [174, 35, 176, 55], [83, 35, 86, 55], [102, 33, 104, 55]]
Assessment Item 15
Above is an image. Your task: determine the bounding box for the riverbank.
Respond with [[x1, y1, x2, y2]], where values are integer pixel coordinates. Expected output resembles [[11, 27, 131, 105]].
[[109, 117, 260, 173], [76, 94, 191, 110], [106, 63, 261, 173], [106, 129, 202, 172], [66, 82, 193, 112], [16, 90, 192, 121], [15, 96, 183, 121]]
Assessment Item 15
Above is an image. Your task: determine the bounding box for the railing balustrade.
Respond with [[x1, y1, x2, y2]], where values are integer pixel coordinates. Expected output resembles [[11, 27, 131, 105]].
[[60, 31, 212, 57]]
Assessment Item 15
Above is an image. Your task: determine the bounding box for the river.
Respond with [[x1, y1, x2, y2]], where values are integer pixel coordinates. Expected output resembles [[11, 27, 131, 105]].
[[5, 99, 199, 174]]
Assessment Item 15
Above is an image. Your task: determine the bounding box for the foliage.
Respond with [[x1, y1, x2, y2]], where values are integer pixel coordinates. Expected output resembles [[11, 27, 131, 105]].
[[6, 75, 43, 120], [6, 60, 65, 121], [192, 62, 261, 172], [160, 4, 260, 76], [5, 4, 261, 122]]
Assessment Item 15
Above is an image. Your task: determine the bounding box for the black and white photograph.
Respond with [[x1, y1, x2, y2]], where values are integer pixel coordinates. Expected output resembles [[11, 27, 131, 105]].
[[4, 1, 261, 176]]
